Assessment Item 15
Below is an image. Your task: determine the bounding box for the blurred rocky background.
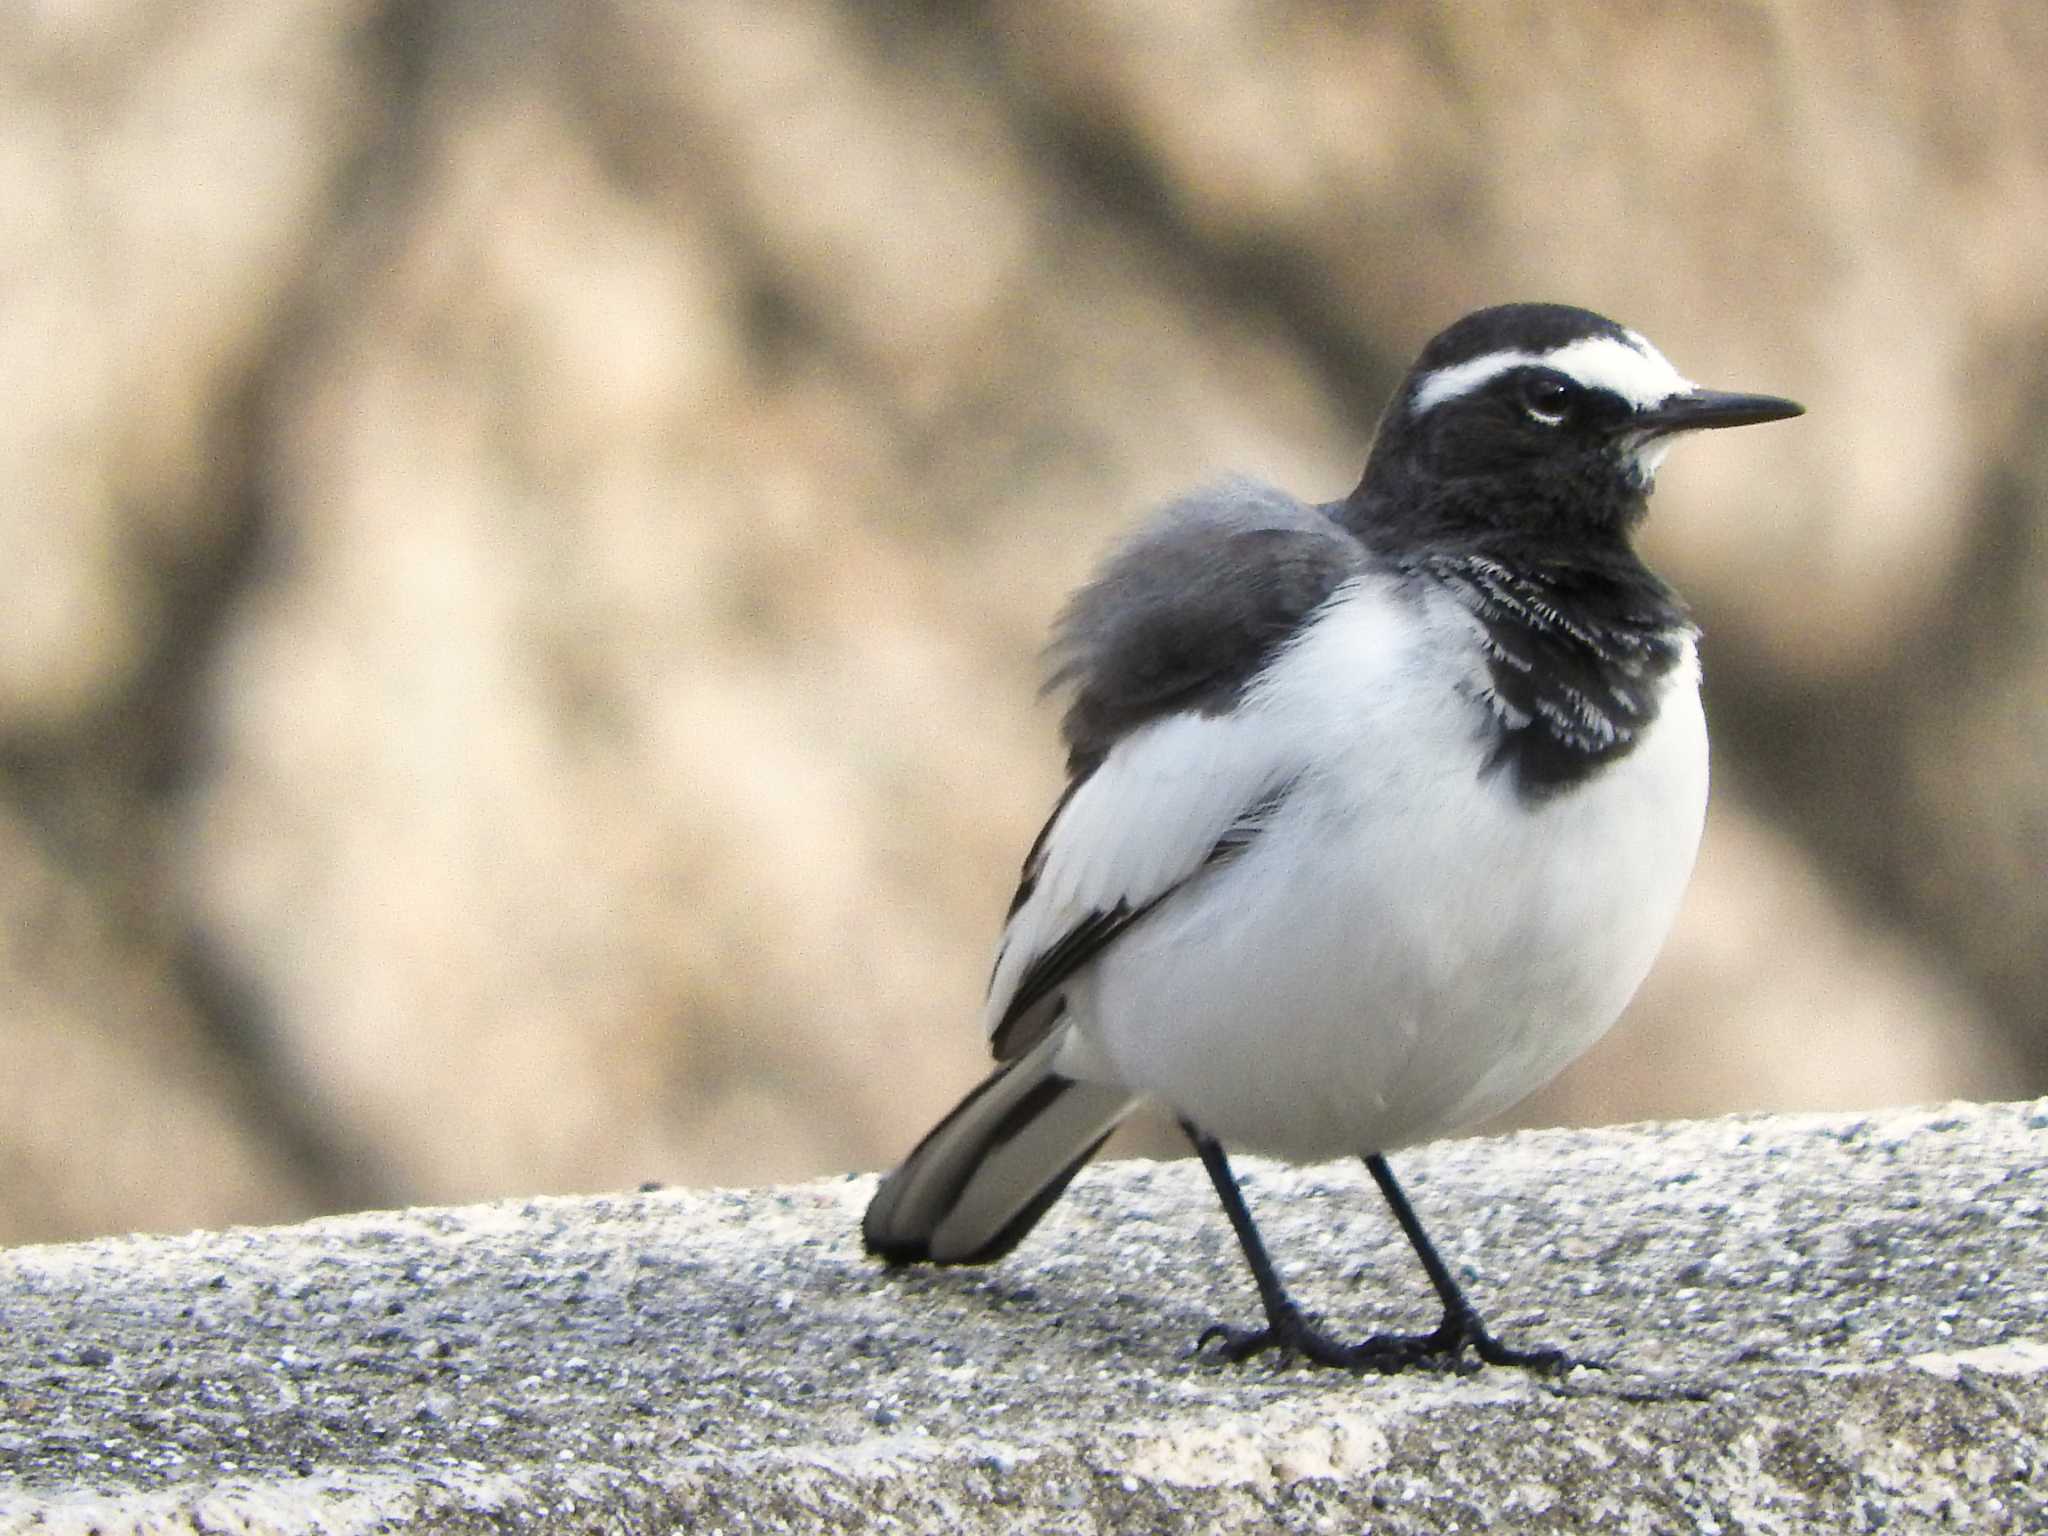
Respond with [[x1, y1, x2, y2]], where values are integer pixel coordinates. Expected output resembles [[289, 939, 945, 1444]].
[[2, 1, 2044, 1244]]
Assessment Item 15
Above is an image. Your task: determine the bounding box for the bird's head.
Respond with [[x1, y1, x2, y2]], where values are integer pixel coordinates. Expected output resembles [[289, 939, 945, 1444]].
[[1352, 303, 1802, 547]]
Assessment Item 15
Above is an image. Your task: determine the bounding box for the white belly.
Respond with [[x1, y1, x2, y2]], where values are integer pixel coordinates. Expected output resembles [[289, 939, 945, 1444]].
[[1066, 593, 1708, 1161]]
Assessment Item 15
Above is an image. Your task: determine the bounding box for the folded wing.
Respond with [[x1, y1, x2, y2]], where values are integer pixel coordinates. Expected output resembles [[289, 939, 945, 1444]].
[[987, 481, 1363, 1061]]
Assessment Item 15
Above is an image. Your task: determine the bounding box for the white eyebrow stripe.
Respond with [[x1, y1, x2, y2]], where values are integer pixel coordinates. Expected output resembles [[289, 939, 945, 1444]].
[[1410, 349, 1539, 414], [1410, 333, 1694, 415], [1549, 333, 1693, 409]]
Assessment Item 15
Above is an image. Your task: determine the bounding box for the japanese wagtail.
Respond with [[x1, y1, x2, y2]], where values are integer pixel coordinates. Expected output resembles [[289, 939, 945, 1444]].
[[863, 303, 1802, 1372]]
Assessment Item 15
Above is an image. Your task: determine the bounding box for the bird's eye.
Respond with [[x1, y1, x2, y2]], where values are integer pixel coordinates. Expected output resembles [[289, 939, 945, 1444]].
[[1519, 372, 1575, 427]]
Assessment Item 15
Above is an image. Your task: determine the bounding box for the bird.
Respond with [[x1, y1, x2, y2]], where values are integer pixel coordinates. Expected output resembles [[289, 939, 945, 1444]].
[[862, 302, 1802, 1373]]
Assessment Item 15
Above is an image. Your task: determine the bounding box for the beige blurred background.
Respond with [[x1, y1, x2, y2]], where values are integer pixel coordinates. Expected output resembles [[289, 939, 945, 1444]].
[[2, 1, 2045, 1245]]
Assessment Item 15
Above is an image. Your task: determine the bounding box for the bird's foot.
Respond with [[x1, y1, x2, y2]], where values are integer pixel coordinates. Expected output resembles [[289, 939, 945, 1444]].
[[1195, 1303, 1362, 1370], [1347, 1304, 1584, 1377], [1199, 1302, 1586, 1377]]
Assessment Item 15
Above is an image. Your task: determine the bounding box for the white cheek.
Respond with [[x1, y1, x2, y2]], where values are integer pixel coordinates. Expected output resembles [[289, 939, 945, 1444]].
[[1629, 436, 1674, 485]]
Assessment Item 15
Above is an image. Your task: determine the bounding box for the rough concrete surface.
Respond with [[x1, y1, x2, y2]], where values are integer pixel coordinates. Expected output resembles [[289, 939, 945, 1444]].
[[2, 1100, 2044, 1533]]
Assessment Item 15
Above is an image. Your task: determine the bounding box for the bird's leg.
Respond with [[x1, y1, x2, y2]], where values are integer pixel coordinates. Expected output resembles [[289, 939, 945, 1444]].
[[1182, 1122, 1360, 1368], [1353, 1153, 1577, 1375], [1185, 1128, 1579, 1375]]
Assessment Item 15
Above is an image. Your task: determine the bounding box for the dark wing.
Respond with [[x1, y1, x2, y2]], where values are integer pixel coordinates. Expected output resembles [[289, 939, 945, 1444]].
[[1047, 482, 1366, 775]]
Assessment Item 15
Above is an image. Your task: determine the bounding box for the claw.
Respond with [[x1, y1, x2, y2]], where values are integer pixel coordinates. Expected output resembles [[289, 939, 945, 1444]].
[[1193, 1306, 1370, 1369], [1476, 1339, 1583, 1376], [1344, 1325, 1485, 1376], [1380, 1306, 1583, 1376], [1444, 1304, 1585, 1375], [1195, 1322, 1281, 1364]]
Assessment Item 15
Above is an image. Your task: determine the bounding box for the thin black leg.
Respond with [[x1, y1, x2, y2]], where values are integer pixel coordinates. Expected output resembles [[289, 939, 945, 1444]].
[[1179, 1121, 1577, 1375], [1360, 1154, 1575, 1374], [1181, 1121, 1361, 1367]]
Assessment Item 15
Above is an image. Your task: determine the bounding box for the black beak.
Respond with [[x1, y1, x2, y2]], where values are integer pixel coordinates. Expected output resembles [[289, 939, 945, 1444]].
[[1636, 389, 1805, 435]]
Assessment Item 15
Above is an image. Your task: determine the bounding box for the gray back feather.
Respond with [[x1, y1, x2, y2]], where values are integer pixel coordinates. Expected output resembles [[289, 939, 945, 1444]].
[[1045, 478, 1365, 774]]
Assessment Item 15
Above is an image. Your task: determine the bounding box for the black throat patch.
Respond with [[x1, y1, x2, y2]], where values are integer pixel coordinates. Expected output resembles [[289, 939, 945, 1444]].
[[1421, 550, 1693, 800]]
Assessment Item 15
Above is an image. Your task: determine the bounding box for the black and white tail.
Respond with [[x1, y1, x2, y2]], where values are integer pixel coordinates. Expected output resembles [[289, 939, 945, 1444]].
[[862, 1028, 1135, 1265]]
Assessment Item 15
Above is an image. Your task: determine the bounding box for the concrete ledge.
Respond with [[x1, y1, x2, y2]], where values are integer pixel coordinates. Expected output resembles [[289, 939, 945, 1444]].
[[3, 1100, 2046, 1533]]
